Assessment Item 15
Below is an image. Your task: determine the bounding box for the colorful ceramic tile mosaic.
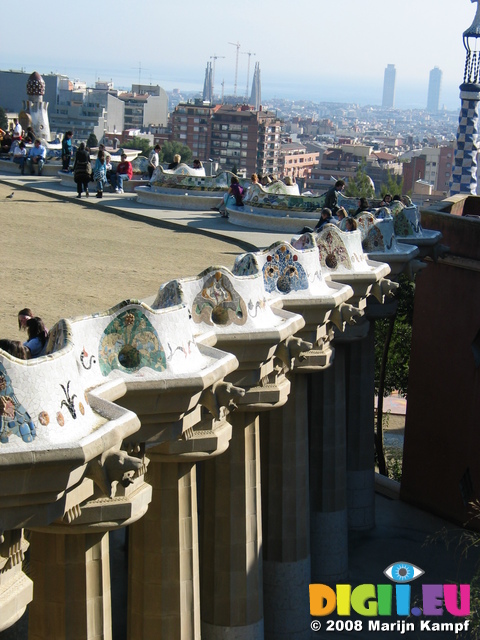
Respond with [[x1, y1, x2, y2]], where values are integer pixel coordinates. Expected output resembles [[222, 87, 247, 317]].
[[232, 253, 260, 277], [393, 210, 414, 236], [192, 271, 248, 326], [98, 308, 166, 376], [262, 245, 309, 294], [316, 227, 352, 271], [151, 168, 247, 192], [154, 280, 184, 309], [362, 226, 386, 252], [355, 213, 377, 241], [0, 364, 36, 444]]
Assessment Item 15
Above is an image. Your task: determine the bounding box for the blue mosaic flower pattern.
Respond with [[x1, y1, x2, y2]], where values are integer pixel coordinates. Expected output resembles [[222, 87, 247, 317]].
[[262, 245, 308, 294], [0, 364, 36, 444]]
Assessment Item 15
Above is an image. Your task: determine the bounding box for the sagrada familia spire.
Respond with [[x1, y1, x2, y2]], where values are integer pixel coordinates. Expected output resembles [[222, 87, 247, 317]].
[[250, 62, 261, 110], [203, 62, 213, 103], [450, 0, 480, 195]]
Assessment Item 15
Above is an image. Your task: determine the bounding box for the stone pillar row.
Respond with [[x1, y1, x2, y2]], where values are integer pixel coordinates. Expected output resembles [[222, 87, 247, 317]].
[[11, 271, 394, 640]]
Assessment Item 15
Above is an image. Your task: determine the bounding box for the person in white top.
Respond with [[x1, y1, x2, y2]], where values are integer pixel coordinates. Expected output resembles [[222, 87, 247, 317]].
[[12, 119, 23, 141], [148, 144, 161, 179]]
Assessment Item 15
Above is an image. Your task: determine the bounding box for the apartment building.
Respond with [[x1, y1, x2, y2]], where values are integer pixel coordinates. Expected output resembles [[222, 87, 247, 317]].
[[170, 99, 216, 161], [280, 141, 319, 180], [209, 104, 282, 176]]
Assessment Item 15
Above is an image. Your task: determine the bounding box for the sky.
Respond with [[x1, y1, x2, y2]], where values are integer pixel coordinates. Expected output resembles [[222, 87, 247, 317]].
[[2, 0, 478, 110]]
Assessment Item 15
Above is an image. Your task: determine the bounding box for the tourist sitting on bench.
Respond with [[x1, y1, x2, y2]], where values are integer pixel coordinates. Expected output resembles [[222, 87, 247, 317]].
[[27, 139, 46, 176], [115, 153, 133, 193], [23, 317, 48, 358], [12, 142, 27, 174]]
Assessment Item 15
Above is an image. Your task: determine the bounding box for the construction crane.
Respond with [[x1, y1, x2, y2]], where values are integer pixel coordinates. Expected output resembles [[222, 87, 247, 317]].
[[210, 54, 225, 98], [241, 51, 256, 101], [228, 41, 241, 97]]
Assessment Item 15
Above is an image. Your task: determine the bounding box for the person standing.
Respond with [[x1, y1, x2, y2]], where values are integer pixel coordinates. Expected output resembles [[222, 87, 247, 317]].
[[324, 179, 345, 213], [61, 131, 73, 172], [73, 142, 92, 198], [148, 144, 161, 179], [12, 118, 23, 141], [94, 149, 107, 198]]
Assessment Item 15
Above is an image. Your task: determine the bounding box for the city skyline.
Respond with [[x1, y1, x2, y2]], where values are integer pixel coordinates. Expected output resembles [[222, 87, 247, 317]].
[[2, 0, 476, 110]]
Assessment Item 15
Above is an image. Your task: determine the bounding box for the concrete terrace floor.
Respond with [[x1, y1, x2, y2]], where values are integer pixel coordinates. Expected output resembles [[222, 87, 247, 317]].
[[0, 172, 477, 640]]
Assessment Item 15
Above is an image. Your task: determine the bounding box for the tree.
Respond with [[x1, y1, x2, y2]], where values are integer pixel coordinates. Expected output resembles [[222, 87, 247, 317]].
[[381, 170, 404, 198], [374, 274, 415, 476], [0, 107, 7, 132], [159, 140, 192, 165], [122, 136, 151, 156], [345, 160, 375, 199], [87, 133, 98, 148]]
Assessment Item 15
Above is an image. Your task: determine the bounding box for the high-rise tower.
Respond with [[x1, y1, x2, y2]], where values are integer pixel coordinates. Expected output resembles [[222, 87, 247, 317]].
[[382, 64, 396, 108], [427, 66, 443, 112], [450, 0, 480, 196], [250, 62, 261, 111], [202, 62, 213, 103]]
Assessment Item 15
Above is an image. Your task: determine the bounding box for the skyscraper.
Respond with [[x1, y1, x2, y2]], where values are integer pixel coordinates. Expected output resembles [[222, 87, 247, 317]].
[[249, 62, 261, 111], [382, 64, 396, 108], [427, 66, 442, 112]]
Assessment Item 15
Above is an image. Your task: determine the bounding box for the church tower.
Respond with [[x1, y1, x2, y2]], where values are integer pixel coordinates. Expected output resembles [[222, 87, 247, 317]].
[[203, 62, 213, 103], [250, 62, 261, 111]]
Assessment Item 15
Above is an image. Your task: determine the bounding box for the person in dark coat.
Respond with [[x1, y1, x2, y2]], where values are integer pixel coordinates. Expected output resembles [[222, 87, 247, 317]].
[[324, 180, 346, 213], [73, 143, 92, 198]]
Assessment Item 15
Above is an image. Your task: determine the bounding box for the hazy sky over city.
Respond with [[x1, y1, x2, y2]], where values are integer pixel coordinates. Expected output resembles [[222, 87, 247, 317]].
[[3, 0, 478, 109]]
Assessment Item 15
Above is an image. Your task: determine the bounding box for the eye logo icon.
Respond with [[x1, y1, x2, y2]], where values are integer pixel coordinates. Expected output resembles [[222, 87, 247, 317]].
[[383, 562, 424, 583]]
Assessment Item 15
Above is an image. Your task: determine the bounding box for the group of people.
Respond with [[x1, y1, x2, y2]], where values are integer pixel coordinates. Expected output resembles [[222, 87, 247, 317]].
[[0, 119, 37, 153], [73, 144, 133, 198], [0, 118, 46, 175], [0, 309, 48, 360], [216, 172, 297, 217], [310, 207, 358, 232], [11, 138, 46, 175]]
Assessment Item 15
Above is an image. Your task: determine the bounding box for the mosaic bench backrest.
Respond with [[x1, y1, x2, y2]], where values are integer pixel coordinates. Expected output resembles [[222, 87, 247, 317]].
[[68, 300, 206, 391], [153, 266, 282, 334], [358, 215, 402, 254], [245, 184, 326, 212], [233, 241, 331, 299], [314, 225, 371, 274], [150, 167, 246, 192]]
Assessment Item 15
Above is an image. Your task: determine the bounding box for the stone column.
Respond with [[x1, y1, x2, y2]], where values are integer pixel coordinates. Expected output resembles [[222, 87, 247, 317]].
[[0, 529, 33, 633], [450, 83, 480, 196], [201, 411, 263, 640], [260, 373, 311, 640], [345, 322, 376, 531], [28, 531, 112, 640], [309, 345, 348, 583], [128, 457, 200, 640]]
